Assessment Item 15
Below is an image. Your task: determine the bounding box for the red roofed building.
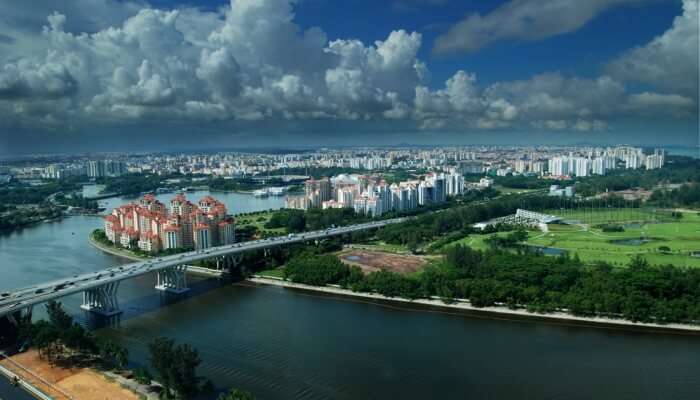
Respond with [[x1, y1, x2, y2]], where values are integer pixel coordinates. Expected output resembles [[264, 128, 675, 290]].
[[104, 193, 234, 253]]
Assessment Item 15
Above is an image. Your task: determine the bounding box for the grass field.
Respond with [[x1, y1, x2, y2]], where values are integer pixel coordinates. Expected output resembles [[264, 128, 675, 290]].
[[257, 268, 285, 278], [448, 210, 700, 268], [235, 211, 286, 235]]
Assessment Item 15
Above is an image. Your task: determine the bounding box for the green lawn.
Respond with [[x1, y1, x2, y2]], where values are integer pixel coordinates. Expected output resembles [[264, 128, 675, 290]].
[[257, 268, 285, 278], [235, 211, 286, 235], [446, 211, 700, 268]]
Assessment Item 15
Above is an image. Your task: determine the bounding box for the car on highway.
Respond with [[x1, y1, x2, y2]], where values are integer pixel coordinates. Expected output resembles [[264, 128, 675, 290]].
[[34, 288, 45, 294]]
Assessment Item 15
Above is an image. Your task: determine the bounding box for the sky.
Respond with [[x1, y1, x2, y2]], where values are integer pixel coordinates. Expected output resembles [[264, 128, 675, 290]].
[[0, 0, 697, 155]]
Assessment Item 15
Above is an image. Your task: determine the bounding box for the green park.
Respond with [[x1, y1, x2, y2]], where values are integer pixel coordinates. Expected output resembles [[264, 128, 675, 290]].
[[449, 208, 700, 268]]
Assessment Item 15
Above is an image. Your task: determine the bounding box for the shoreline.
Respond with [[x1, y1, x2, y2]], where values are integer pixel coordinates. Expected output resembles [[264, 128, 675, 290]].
[[249, 276, 700, 334], [0, 214, 66, 235], [88, 233, 224, 277], [88, 233, 145, 261]]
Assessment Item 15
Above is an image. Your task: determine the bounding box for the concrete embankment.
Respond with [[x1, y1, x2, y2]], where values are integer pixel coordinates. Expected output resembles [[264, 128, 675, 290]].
[[88, 234, 144, 261], [249, 276, 700, 334]]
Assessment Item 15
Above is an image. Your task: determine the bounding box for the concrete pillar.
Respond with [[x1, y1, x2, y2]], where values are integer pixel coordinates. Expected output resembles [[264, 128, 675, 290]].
[[81, 282, 122, 316], [155, 265, 190, 294]]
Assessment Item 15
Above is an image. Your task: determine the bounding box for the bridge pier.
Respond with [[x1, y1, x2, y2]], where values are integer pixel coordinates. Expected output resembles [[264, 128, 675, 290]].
[[232, 254, 243, 266], [81, 282, 122, 316], [5, 305, 33, 327], [0, 307, 32, 345], [155, 265, 189, 294]]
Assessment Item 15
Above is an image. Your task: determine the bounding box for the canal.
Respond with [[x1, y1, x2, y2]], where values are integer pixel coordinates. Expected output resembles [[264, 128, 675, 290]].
[[1, 190, 699, 399]]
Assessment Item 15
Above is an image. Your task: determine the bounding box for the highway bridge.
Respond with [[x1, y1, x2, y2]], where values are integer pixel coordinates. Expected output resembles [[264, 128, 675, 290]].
[[0, 218, 407, 321]]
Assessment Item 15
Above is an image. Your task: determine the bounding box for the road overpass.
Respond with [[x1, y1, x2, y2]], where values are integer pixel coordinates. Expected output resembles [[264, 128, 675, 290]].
[[0, 218, 407, 321]]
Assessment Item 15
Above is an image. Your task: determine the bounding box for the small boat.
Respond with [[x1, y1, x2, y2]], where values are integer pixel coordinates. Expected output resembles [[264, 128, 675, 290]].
[[253, 189, 269, 198]]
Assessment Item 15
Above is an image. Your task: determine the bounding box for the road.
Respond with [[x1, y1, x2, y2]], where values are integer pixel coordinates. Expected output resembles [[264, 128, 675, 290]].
[[0, 217, 407, 317]]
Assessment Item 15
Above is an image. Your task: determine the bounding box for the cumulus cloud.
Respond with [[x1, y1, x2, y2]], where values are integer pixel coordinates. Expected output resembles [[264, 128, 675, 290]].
[[0, 58, 78, 99], [433, 0, 647, 54], [0, 0, 695, 137], [413, 71, 622, 130], [607, 0, 699, 97], [626, 92, 696, 117]]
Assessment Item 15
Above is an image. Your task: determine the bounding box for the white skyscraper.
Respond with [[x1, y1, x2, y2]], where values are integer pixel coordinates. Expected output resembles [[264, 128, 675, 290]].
[[624, 153, 642, 169], [548, 157, 569, 177], [572, 157, 590, 177], [591, 158, 606, 175]]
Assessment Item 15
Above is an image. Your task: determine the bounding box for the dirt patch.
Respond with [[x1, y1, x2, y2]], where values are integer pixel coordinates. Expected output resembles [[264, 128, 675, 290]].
[[339, 249, 427, 274], [58, 369, 140, 400], [1, 349, 140, 400]]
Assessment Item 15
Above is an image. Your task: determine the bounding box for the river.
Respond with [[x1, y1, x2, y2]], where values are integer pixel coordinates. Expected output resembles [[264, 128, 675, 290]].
[[1, 189, 699, 399]]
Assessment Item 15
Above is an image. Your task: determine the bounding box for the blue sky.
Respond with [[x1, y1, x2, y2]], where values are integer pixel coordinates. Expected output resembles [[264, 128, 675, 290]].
[[0, 0, 697, 154]]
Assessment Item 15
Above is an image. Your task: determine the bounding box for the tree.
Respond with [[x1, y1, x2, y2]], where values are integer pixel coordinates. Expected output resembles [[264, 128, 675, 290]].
[[149, 337, 176, 397], [98, 339, 129, 369], [149, 337, 202, 399], [32, 320, 59, 362], [171, 343, 201, 399], [46, 301, 73, 331]]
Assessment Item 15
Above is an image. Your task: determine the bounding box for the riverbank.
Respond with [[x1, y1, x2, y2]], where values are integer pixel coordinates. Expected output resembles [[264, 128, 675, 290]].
[[0, 213, 66, 235], [88, 232, 145, 261], [249, 276, 700, 334]]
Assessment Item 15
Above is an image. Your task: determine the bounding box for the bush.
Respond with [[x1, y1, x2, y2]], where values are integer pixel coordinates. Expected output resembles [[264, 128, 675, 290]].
[[600, 224, 625, 232], [284, 254, 352, 286], [133, 368, 152, 385]]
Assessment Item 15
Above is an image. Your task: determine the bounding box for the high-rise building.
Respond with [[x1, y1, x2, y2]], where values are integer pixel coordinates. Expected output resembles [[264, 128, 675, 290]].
[[645, 149, 665, 170], [88, 160, 106, 178], [104, 194, 234, 253], [548, 157, 569, 177], [591, 158, 606, 176], [304, 177, 332, 208], [571, 157, 590, 177], [624, 153, 642, 169], [514, 160, 529, 174], [194, 224, 211, 250], [458, 160, 483, 174], [446, 173, 464, 196], [418, 182, 432, 205]]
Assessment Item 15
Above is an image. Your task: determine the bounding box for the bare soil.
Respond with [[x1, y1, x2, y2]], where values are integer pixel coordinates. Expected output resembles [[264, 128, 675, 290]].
[[339, 249, 427, 274], [1, 349, 140, 400]]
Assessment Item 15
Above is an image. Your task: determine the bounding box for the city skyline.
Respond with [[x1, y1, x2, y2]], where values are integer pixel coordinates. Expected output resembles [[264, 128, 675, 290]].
[[0, 0, 698, 154]]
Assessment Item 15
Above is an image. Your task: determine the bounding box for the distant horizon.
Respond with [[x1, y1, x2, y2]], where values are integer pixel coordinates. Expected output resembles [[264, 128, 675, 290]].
[[2, 142, 699, 162]]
